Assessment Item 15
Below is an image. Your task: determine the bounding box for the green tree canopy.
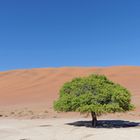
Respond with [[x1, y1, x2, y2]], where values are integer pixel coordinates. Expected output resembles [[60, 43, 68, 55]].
[[54, 74, 134, 127]]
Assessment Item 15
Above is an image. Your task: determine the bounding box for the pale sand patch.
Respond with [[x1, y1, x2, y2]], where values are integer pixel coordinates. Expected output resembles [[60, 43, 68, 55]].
[[0, 118, 139, 140]]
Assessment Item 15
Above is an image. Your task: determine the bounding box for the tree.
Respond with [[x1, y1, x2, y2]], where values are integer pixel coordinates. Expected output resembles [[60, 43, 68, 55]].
[[54, 74, 134, 127]]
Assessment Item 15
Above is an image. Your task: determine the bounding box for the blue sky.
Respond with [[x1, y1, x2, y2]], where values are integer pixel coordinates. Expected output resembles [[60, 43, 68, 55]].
[[0, 0, 140, 71]]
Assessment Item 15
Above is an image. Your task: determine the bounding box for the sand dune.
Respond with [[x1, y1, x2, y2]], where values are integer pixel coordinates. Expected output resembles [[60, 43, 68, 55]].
[[0, 66, 140, 118]]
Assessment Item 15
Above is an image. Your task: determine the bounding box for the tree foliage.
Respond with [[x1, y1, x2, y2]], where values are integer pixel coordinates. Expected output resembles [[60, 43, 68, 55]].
[[54, 74, 134, 116]]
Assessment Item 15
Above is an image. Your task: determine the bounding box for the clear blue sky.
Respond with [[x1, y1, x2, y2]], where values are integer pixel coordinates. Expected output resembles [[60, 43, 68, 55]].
[[0, 0, 140, 71]]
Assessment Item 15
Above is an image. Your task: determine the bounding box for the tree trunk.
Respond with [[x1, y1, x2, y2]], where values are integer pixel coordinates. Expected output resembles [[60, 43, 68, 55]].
[[91, 112, 97, 127]]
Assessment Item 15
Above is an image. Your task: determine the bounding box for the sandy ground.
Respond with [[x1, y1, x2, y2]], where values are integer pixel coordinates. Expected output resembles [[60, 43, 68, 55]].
[[0, 66, 140, 119], [0, 118, 140, 140], [0, 67, 140, 139]]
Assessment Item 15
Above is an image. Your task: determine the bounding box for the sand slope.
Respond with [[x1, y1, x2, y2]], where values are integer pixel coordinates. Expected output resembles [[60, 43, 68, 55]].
[[0, 66, 140, 118]]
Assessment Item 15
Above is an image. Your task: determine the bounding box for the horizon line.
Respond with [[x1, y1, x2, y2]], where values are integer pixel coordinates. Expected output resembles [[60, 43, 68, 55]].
[[0, 65, 140, 73]]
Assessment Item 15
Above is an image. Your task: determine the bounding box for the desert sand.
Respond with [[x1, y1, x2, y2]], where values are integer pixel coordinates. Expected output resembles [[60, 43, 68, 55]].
[[0, 118, 139, 140], [0, 66, 140, 119], [0, 66, 140, 140]]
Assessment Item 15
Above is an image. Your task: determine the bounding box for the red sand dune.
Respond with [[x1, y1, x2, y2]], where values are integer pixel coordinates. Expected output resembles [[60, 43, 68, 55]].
[[0, 66, 140, 118]]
